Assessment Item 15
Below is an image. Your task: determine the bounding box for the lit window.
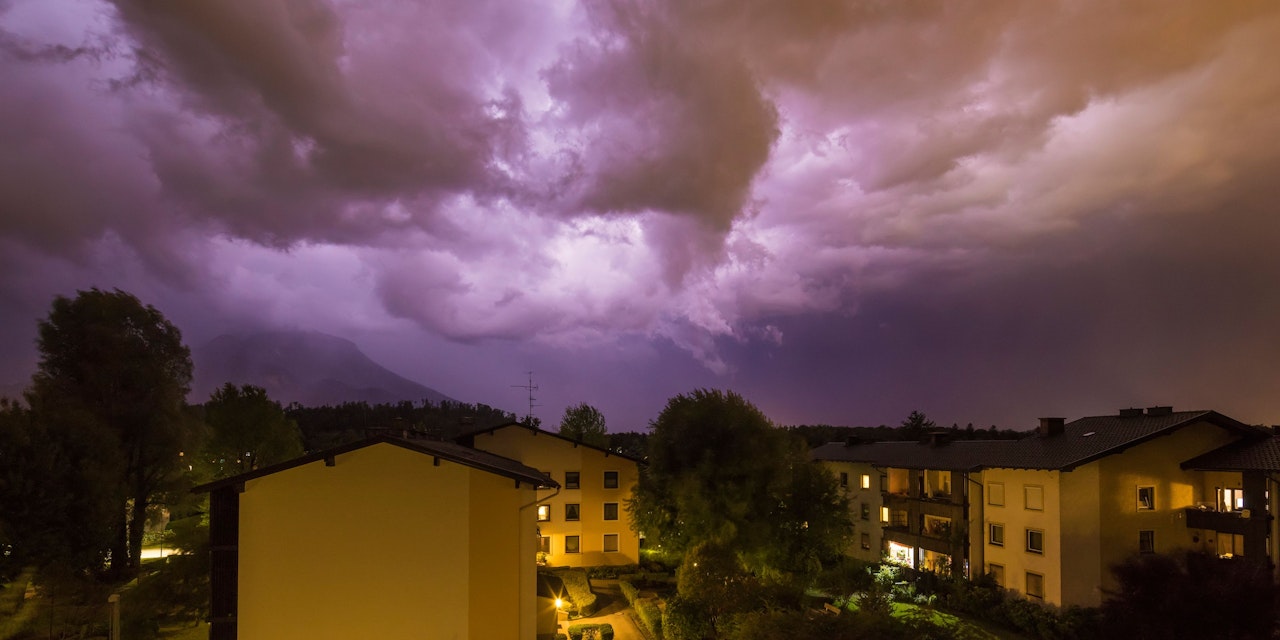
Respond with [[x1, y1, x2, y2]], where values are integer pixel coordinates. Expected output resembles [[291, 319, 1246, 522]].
[[603, 534, 619, 553], [880, 506, 890, 523], [1137, 486, 1155, 511], [1026, 572, 1044, 600], [988, 563, 1004, 586], [565, 471, 580, 490], [988, 482, 1005, 506], [565, 503, 580, 521], [604, 471, 619, 489], [565, 535, 580, 554], [840, 472, 849, 488], [860, 533, 871, 550], [539, 536, 551, 554], [861, 474, 872, 490], [536, 505, 551, 522], [860, 503, 870, 521], [1219, 487, 1245, 512], [604, 502, 619, 521], [989, 523, 1005, 547], [1139, 530, 1155, 554], [1024, 485, 1044, 511], [1026, 528, 1044, 554]]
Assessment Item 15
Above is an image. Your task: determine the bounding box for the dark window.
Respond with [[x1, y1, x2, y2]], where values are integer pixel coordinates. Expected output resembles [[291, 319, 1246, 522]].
[[1026, 572, 1044, 600], [989, 523, 1004, 547], [539, 536, 550, 554], [840, 472, 849, 488], [1137, 486, 1154, 510], [536, 505, 551, 522], [565, 472, 580, 490], [860, 533, 871, 550], [1139, 530, 1155, 554], [860, 502, 870, 521], [566, 503, 580, 521], [604, 503, 619, 521], [603, 534, 619, 553], [604, 471, 619, 489], [565, 535, 580, 554], [1026, 528, 1044, 554]]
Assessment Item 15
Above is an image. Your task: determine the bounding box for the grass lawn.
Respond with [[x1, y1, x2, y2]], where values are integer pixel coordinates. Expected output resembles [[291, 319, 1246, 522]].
[[840, 596, 1029, 640]]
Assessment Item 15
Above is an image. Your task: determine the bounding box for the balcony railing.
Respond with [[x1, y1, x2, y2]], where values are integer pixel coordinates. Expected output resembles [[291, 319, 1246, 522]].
[[1184, 507, 1268, 535]]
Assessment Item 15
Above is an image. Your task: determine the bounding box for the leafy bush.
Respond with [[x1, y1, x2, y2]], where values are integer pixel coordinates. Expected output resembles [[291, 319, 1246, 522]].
[[620, 580, 640, 605], [555, 634, 568, 640], [556, 568, 598, 617], [568, 622, 615, 640], [663, 595, 712, 640], [587, 564, 639, 579], [634, 597, 663, 639]]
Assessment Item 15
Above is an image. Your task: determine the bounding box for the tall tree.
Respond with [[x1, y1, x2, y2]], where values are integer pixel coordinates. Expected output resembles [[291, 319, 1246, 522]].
[[900, 410, 936, 440], [202, 384, 304, 478], [558, 402, 609, 447], [28, 289, 194, 578], [629, 389, 851, 575]]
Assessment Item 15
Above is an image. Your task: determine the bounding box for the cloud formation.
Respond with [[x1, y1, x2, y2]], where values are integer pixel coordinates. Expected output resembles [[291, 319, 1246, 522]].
[[2, 0, 1279, 426]]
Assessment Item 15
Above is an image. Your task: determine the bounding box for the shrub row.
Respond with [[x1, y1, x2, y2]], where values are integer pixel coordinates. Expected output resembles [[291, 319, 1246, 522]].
[[567, 622, 614, 640], [619, 580, 640, 605], [634, 597, 663, 639], [586, 564, 639, 579]]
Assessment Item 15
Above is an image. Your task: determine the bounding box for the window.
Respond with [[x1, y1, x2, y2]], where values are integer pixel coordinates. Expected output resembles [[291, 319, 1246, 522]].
[[840, 472, 849, 488], [1026, 572, 1044, 600], [565, 471, 580, 490], [988, 482, 1005, 506], [989, 522, 1005, 547], [860, 502, 870, 521], [1026, 528, 1045, 554], [1139, 530, 1155, 554], [536, 505, 551, 522], [988, 563, 1004, 586], [861, 474, 872, 490], [1024, 485, 1044, 511], [565, 503, 580, 521], [603, 534, 619, 553], [1218, 533, 1245, 557], [861, 533, 871, 550], [1137, 486, 1155, 511], [539, 536, 551, 554], [880, 506, 890, 523], [604, 471, 619, 489], [604, 502, 619, 521], [565, 535, 580, 554], [1219, 487, 1245, 512]]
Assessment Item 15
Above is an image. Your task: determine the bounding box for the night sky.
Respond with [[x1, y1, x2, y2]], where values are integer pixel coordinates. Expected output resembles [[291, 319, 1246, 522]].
[[2, 1, 1279, 431]]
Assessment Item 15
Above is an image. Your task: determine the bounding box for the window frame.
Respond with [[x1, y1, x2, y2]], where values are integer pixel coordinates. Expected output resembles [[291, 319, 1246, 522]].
[[565, 471, 581, 490], [840, 472, 849, 488], [859, 502, 871, 521], [539, 536, 551, 554], [603, 502, 619, 521], [1026, 528, 1045, 555], [861, 474, 872, 490], [988, 482, 1005, 506], [536, 504, 551, 522], [603, 534, 619, 553], [1137, 486, 1155, 511], [565, 535, 580, 554], [604, 471, 619, 489], [989, 522, 1005, 547], [565, 503, 581, 522], [1024, 484, 1044, 511], [860, 533, 871, 550]]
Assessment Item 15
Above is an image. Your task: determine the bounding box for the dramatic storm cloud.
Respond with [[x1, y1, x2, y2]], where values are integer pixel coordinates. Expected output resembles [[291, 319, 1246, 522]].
[[2, 0, 1279, 429]]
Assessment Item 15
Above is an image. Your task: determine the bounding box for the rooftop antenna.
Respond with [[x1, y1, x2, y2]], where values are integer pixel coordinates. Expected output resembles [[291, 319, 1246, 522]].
[[512, 371, 540, 422]]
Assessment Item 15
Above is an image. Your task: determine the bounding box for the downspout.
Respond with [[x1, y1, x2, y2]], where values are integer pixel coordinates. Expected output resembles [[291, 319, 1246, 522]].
[[966, 472, 984, 580]]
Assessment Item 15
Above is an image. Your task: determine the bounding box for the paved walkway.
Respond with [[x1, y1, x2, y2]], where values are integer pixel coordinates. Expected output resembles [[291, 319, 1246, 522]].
[[558, 579, 645, 640]]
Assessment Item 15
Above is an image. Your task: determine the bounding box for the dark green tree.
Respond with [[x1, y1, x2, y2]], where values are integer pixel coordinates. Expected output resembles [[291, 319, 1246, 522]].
[[629, 389, 851, 576], [900, 410, 936, 440], [27, 289, 195, 578], [558, 402, 609, 447], [202, 383, 304, 477]]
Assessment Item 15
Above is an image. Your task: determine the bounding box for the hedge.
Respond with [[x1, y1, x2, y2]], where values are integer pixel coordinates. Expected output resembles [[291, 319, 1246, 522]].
[[558, 569, 599, 617], [567, 623, 614, 640], [619, 580, 640, 605], [634, 597, 663, 640]]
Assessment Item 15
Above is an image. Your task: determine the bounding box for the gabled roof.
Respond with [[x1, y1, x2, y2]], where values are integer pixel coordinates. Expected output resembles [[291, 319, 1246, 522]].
[[192, 435, 558, 493], [1182, 434, 1280, 471], [455, 422, 645, 465], [811, 410, 1265, 472]]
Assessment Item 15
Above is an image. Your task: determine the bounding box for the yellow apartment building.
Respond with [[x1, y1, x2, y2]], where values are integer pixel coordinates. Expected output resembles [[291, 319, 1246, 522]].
[[458, 422, 643, 567], [195, 436, 556, 640], [814, 408, 1276, 608]]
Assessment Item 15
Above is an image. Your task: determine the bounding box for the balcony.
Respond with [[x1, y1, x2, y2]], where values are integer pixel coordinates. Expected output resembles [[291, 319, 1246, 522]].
[[1184, 507, 1268, 536]]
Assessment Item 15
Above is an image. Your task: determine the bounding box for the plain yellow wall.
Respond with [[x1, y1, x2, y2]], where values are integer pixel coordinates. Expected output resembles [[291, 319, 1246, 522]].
[[471, 427, 641, 566], [237, 443, 535, 640]]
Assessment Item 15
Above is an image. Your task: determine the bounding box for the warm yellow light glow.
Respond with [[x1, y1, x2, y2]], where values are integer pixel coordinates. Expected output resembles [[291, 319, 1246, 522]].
[[554, 598, 563, 609]]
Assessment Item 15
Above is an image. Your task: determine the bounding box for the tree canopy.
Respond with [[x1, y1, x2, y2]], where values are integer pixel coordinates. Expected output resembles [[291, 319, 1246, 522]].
[[26, 288, 195, 578], [558, 402, 609, 447], [629, 389, 851, 576], [202, 384, 304, 478]]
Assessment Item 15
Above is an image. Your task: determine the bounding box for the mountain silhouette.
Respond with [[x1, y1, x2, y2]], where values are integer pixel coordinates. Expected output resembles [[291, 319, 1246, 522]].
[[192, 331, 453, 407]]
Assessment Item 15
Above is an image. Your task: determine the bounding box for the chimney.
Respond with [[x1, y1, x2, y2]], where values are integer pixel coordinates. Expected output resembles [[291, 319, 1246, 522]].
[[1037, 417, 1065, 437], [926, 430, 951, 447], [1146, 406, 1173, 416], [1118, 408, 1144, 418]]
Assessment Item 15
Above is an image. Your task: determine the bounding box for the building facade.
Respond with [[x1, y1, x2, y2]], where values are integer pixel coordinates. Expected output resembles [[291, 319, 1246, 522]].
[[814, 408, 1278, 608], [458, 423, 643, 567]]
